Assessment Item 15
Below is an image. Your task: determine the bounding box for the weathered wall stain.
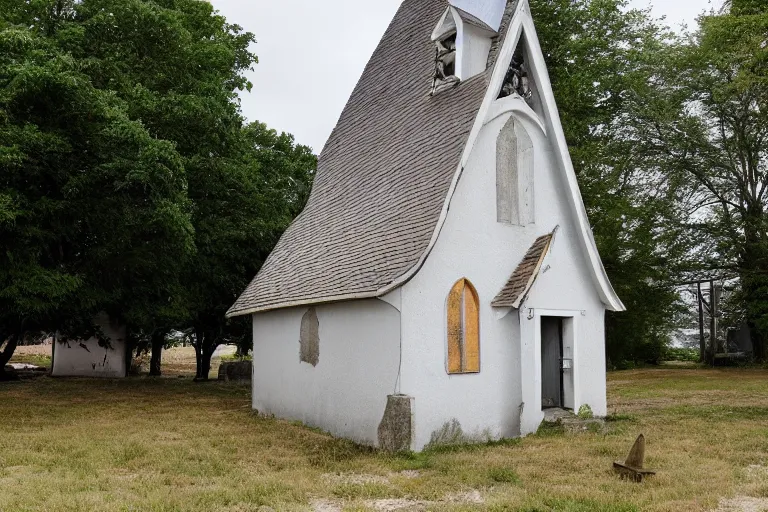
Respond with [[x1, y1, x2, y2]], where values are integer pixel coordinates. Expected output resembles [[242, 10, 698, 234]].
[[426, 419, 494, 449], [299, 307, 320, 367]]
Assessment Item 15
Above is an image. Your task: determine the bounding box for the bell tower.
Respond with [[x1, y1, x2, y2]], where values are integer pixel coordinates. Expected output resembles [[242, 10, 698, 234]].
[[431, 5, 499, 93]]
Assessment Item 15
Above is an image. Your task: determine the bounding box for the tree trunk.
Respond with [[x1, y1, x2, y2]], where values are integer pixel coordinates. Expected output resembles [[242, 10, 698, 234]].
[[698, 283, 706, 363], [149, 331, 165, 377], [199, 347, 213, 381], [0, 331, 20, 381], [709, 280, 718, 363], [124, 337, 134, 377], [193, 326, 205, 381], [740, 216, 768, 363], [746, 321, 765, 361], [193, 327, 218, 381]]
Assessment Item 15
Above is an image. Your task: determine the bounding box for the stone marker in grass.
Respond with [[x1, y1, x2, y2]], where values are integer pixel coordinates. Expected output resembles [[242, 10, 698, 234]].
[[613, 434, 656, 482]]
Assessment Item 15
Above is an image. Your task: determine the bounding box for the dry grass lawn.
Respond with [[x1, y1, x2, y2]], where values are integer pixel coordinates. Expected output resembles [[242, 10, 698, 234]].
[[1, 358, 767, 511]]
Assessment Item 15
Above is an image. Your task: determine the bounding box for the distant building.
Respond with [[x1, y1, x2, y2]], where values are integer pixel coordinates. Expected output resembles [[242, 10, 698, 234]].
[[229, 0, 624, 451], [52, 312, 127, 378]]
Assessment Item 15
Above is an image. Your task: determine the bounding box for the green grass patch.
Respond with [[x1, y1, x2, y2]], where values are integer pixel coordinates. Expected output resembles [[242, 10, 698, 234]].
[[9, 354, 51, 368], [516, 498, 640, 511], [605, 413, 637, 423], [534, 421, 565, 437], [487, 466, 521, 484], [661, 405, 768, 421]]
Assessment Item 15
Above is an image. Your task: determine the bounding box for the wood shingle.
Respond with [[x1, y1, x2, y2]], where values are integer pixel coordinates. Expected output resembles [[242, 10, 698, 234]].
[[229, 0, 519, 316], [491, 233, 553, 309]]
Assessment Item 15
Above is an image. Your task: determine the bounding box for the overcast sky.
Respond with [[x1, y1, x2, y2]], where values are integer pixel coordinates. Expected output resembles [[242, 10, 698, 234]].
[[209, 0, 717, 153]]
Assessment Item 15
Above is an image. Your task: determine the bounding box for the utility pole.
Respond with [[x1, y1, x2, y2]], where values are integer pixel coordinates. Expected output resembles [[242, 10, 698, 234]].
[[709, 280, 718, 361], [698, 282, 705, 362]]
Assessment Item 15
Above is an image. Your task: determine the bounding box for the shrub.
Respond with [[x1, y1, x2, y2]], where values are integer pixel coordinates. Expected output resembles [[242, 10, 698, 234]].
[[578, 405, 594, 419], [663, 347, 699, 362]]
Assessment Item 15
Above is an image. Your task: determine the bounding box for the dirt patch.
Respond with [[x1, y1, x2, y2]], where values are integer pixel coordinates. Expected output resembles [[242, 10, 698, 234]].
[[311, 484, 483, 512], [13, 345, 52, 357], [393, 470, 421, 479], [311, 500, 342, 512], [746, 465, 768, 478], [321, 473, 389, 485], [364, 498, 429, 511], [713, 496, 768, 512], [444, 490, 484, 503], [364, 491, 484, 511]]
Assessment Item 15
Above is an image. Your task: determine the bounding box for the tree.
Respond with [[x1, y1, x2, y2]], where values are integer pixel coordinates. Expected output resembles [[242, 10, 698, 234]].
[[0, 5, 194, 379], [624, 2, 768, 361], [71, 0, 260, 377], [57, 0, 315, 378], [722, 0, 768, 15], [529, 0, 694, 365], [185, 123, 315, 380], [1, 0, 316, 379]]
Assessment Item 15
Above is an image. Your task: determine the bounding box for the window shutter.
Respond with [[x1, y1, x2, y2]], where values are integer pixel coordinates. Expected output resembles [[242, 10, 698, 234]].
[[447, 280, 464, 373], [447, 278, 480, 374], [464, 282, 480, 372]]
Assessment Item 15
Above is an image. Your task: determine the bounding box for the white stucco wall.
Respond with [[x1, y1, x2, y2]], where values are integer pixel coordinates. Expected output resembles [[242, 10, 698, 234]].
[[51, 314, 127, 378], [456, 23, 494, 81], [522, 228, 609, 420], [400, 102, 608, 450], [251, 299, 401, 447]]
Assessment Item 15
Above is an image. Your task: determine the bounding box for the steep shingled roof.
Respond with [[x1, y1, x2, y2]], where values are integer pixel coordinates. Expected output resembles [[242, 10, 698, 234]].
[[228, 0, 517, 316], [491, 233, 553, 308]]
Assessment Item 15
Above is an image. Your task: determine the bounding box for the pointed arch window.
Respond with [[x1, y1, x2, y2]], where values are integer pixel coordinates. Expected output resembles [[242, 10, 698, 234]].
[[497, 117, 534, 225], [446, 278, 480, 374]]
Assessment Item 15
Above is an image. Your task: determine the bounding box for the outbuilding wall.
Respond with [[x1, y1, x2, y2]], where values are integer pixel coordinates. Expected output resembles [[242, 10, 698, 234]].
[[400, 104, 607, 450], [251, 299, 401, 447], [51, 313, 127, 378]]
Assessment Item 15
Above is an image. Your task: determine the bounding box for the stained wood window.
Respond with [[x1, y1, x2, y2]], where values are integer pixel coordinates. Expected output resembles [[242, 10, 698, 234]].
[[446, 278, 480, 374]]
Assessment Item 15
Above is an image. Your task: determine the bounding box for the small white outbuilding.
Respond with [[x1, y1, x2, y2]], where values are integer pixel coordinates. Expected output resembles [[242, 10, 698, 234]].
[[228, 0, 625, 452], [51, 312, 128, 378]]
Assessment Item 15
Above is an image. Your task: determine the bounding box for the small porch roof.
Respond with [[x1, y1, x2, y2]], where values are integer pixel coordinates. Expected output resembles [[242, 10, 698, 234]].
[[491, 232, 554, 309]]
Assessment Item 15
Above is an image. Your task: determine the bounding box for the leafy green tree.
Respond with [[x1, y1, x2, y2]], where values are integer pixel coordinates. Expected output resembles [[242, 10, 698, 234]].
[[1, 0, 315, 380], [49, 0, 315, 378], [723, 0, 768, 15], [0, 6, 194, 378], [624, 1, 768, 361], [69, 0, 260, 377], [529, 0, 694, 365], [186, 123, 315, 379]]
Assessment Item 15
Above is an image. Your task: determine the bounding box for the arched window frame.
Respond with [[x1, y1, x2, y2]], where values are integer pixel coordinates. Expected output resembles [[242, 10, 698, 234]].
[[446, 278, 480, 374], [497, 116, 535, 226]]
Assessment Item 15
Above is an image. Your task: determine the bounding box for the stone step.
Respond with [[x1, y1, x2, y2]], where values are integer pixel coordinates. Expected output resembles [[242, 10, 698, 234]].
[[542, 407, 605, 433]]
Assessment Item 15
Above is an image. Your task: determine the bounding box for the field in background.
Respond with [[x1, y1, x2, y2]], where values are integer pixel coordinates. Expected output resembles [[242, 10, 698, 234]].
[[10, 345, 234, 379], [1, 356, 767, 511]]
